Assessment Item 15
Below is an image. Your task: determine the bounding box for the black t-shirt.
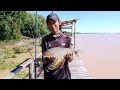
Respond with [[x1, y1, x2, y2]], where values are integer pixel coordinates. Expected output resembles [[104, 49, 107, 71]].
[[41, 32, 71, 79]]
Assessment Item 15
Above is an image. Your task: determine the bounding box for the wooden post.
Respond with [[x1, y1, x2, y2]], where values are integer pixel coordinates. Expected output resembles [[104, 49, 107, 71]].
[[29, 61, 35, 79], [61, 19, 78, 49], [74, 22, 76, 49], [71, 23, 73, 36], [71, 23, 74, 49]]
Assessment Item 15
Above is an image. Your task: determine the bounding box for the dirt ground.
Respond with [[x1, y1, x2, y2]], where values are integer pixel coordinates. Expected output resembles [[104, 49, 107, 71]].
[[0, 38, 42, 79]]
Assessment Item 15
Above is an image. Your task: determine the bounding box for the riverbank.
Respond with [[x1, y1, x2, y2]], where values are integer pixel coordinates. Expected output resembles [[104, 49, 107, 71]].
[[0, 38, 41, 79]]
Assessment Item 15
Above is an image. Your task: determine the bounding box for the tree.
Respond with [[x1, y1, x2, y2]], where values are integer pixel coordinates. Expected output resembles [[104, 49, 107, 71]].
[[21, 12, 49, 38], [0, 11, 27, 41], [0, 11, 49, 41]]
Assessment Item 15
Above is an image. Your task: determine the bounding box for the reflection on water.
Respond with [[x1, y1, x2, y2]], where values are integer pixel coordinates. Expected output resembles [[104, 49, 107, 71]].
[[75, 33, 120, 79]]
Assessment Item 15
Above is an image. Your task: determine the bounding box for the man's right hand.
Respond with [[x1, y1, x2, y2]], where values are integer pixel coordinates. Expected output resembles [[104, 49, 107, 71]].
[[45, 56, 56, 61]]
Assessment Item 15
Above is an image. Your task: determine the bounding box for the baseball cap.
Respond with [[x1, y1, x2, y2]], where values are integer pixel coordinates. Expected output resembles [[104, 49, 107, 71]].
[[46, 12, 60, 22]]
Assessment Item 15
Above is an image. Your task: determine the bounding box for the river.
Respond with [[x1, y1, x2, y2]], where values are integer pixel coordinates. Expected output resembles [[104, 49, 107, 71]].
[[75, 33, 120, 79]]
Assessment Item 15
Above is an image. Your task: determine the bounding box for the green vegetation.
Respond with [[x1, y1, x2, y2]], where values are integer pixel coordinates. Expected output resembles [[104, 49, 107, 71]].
[[13, 46, 31, 54], [0, 11, 47, 60], [0, 39, 33, 60], [0, 60, 18, 70], [0, 49, 16, 60], [0, 60, 28, 79], [14, 69, 28, 79], [0, 11, 49, 41]]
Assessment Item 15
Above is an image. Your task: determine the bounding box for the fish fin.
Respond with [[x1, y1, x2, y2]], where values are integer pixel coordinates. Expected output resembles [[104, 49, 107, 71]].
[[73, 49, 81, 60]]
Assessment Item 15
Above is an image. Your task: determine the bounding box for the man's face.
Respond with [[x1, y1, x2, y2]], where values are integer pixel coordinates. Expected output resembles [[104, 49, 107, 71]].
[[47, 19, 61, 33]]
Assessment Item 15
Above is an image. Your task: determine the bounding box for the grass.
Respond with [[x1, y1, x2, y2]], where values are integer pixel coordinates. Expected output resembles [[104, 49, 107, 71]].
[[13, 46, 32, 54], [0, 49, 16, 60], [0, 38, 33, 60], [0, 60, 18, 70], [13, 69, 28, 79], [0, 60, 28, 79], [0, 38, 41, 79]]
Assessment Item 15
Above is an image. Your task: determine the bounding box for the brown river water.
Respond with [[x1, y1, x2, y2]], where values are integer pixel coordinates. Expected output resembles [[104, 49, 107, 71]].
[[75, 33, 120, 79]]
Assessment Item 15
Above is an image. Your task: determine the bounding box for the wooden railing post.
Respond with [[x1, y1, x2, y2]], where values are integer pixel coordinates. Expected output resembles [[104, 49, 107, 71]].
[[29, 61, 35, 79], [74, 22, 76, 49]]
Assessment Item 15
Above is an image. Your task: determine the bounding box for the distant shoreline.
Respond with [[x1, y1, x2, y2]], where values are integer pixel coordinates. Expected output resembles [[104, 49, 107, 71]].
[[76, 33, 120, 34], [63, 31, 120, 34]]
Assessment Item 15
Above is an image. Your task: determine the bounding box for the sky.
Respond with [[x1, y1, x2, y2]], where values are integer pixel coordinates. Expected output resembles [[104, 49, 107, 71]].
[[27, 11, 120, 33]]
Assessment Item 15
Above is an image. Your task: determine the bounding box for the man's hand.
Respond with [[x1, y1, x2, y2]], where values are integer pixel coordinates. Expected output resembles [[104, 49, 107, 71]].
[[45, 55, 56, 61], [64, 52, 73, 62]]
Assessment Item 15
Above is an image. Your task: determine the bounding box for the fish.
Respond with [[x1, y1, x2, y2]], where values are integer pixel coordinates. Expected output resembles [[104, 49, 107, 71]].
[[42, 47, 80, 70]]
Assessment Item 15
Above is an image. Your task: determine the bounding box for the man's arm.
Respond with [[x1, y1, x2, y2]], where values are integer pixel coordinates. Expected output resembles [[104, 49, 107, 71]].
[[64, 36, 73, 62]]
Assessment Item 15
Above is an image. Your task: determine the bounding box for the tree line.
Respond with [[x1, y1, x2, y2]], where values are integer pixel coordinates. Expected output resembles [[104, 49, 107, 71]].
[[0, 11, 49, 41]]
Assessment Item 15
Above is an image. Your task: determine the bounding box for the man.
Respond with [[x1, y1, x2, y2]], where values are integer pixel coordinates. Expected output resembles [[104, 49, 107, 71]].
[[41, 12, 73, 79]]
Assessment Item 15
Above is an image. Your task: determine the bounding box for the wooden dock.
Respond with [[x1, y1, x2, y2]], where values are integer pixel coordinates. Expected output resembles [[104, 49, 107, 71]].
[[69, 59, 92, 79], [37, 59, 92, 79]]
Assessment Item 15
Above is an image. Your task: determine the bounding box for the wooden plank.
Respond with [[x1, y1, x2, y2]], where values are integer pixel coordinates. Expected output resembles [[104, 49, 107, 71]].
[[36, 60, 44, 79], [36, 59, 92, 79], [36, 70, 44, 79], [61, 19, 79, 26], [69, 59, 92, 79], [36, 53, 91, 79]]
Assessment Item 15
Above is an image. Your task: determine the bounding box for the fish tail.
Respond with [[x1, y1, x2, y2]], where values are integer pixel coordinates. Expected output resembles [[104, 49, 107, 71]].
[[47, 57, 65, 70], [74, 49, 81, 60]]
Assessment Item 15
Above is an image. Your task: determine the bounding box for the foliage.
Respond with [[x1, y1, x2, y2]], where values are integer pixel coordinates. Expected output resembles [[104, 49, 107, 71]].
[[0, 60, 27, 79], [0, 49, 16, 60], [21, 12, 49, 38], [0, 11, 49, 41], [13, 46, 32, 54], [0, 11, 27, 41], [0, 60, 18, 70], [14, 69, 27, 79]]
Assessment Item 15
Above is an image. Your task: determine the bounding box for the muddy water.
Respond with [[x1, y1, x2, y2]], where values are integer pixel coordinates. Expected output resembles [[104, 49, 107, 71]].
[[75, 33, 120, 79]]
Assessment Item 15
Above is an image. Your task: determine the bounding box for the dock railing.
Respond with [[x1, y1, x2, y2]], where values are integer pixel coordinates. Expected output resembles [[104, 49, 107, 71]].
[[61, 19, 79, 49], [0, 53, 42, 79]]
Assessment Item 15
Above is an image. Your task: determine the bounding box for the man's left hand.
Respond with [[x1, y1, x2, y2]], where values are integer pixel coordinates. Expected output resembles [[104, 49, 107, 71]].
[[64, 52, 73, 62]]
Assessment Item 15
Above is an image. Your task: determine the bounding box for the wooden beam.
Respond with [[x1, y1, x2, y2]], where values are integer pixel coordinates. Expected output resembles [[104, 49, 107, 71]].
[[61, 19, 78, 26]]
